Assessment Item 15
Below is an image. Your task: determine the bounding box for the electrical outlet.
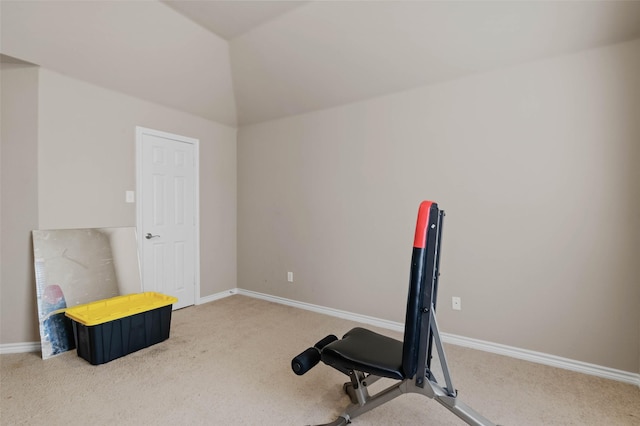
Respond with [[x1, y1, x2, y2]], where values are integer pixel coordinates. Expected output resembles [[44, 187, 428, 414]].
[[452, 297, 461, 311], [287, 272, 293, 283]]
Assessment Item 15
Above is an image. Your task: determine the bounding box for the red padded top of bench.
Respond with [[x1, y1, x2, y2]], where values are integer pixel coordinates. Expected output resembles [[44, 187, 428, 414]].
[[413, 201, 433, 249]]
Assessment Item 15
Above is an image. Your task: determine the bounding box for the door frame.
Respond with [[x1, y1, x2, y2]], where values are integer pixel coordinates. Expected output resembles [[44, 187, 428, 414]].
[[135, 126, 200, 306]]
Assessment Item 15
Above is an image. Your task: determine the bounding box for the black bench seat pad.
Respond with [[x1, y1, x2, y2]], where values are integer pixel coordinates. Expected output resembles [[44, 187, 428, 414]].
[[321, 327, 405, 380]]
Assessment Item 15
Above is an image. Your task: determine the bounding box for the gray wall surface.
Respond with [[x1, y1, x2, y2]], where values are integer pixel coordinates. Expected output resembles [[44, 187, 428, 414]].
[[0, 66, 237, 345], [1, 63, 40, 344], [238, 39, 640, 373]]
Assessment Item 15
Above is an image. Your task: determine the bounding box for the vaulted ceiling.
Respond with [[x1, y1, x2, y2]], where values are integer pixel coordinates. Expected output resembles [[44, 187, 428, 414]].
[[163, 1, 309, 40], [3, 1, 640, 127], [168, 1, 640, 125]]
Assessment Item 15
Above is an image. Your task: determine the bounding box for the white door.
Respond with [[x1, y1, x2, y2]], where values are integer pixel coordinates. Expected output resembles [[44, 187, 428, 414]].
[[136, 127, 199, 310]]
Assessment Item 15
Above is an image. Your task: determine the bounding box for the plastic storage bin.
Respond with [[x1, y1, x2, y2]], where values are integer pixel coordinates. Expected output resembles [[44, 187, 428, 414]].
[[65, 292, 178, 365]]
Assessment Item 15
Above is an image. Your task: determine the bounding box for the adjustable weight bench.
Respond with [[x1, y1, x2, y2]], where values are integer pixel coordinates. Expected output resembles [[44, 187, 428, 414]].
[[291, 201, 496, 426]]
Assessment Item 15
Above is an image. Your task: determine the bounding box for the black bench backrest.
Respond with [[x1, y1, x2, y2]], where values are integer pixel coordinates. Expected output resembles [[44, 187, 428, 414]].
[[401, 201, 442, 381]]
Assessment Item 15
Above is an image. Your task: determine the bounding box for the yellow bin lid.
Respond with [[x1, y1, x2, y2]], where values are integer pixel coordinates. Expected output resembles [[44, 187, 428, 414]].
[[65, 292, 178, 326]]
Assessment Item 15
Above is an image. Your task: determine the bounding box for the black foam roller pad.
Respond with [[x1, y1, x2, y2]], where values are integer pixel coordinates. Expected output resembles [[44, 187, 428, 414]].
[[291, 347, 321, 376], [314, 334, 338, 350]]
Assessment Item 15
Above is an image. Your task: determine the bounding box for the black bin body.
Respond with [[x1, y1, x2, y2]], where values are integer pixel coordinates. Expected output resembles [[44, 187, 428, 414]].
[[72, 306, 173, 365]]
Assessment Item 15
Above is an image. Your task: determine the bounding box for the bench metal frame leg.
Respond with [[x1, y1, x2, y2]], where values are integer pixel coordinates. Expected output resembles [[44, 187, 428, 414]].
[[313, 374, 495, 426], [311, 303, 495, 426]]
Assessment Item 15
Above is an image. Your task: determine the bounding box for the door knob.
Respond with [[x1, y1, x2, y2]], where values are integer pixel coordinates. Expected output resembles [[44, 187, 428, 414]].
[[145, 233, 160, 240]]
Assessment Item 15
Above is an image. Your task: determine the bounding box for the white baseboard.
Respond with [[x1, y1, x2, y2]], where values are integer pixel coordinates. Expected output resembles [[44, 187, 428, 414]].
[[0, 341, 40, 355], [441, 333, 640, 387], [197, 288, 238, 305], [5, 289, 639, 388], [235, 288, 640, 387], [236, 288, 405, 332]]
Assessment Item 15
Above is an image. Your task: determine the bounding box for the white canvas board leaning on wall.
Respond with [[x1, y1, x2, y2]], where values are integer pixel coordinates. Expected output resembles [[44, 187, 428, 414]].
[[32, 227, 142, 359]]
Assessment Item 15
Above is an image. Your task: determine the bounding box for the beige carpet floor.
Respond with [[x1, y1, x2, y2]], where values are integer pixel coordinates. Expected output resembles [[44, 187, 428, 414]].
[[1, 295, 639, 425]]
